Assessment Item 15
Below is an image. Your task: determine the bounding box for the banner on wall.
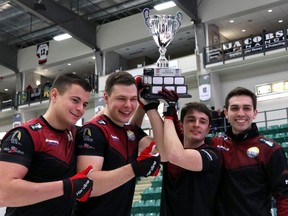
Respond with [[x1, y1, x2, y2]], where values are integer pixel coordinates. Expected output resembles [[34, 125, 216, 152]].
[[36, 42, 49, 65], [206, 27, 288, 64], [197, 74, 211, 103]]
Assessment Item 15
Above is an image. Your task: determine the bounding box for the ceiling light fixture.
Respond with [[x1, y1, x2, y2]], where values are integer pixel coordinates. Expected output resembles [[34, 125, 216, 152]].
[[242, 29, 246, 32], [268, 9, 272, 12], [53, 33, 72, 41], [154, 1, 176, 11], [229, 20, 234, 23], [279, 20, 283, 23]]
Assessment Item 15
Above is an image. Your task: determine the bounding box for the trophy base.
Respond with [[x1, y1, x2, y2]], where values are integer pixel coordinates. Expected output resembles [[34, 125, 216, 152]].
[[142, 68, 192, 99], [142, 90, 192, 100]]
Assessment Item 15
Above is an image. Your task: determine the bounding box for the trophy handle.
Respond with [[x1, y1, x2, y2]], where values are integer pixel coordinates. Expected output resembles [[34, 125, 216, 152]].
[[174, 11, 183, 32], [143, 8, 151, 30]]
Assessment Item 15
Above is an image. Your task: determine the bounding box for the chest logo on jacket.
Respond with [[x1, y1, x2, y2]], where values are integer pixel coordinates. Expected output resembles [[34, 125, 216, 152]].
[[247, 147, 259, 158], [126, 130, 135, 141]]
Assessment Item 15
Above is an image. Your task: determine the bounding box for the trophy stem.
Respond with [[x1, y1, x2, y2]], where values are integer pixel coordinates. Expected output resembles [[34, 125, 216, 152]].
[[157, 47, 169, 68]]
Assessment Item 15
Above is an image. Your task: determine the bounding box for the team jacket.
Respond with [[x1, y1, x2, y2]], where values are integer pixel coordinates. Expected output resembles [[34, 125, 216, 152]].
[[211, 123, 288, 216], [0, 116, 77, 216], [75, 114, 147, 216]]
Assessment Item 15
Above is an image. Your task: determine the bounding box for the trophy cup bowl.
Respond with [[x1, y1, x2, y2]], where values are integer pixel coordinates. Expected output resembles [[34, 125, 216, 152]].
[[141, 8, 191, 100], [143, 8, 183, 68]]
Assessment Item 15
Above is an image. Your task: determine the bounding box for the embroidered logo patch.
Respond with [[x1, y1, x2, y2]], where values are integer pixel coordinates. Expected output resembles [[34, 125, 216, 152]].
[[10, 130, 22, 145], [127, 130, 135, 141], [247, 147, 259, 158], [30, 123, 42, 130], [259, 138, 273, 147]]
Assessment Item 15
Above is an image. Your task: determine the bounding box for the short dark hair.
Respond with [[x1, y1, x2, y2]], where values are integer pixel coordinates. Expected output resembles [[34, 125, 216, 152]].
[[180, 102, 212, 125], [52, 73, 93, 94], [225, 87, 257, 110], [105, 71, 135, 95]]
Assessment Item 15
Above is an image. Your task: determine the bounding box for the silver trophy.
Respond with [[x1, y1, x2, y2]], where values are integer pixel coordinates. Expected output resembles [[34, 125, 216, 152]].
[[143, 8, 183, 68], [141, 8, 191, 99]]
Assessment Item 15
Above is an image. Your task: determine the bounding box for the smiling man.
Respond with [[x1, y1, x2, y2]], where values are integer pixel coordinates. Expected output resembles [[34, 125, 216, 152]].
[[134, 86, 222, 216], [211, 87, 288, 216], [0, 73, 94, 216], [74, 71, 160, 216]]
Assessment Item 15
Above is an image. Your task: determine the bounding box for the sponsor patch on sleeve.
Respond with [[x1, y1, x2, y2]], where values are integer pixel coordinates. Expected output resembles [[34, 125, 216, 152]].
[[259, 138, 274, 147]]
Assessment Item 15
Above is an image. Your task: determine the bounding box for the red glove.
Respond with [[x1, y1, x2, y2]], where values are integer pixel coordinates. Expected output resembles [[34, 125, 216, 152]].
[[131, 141, 160, 177], [135, 76, 159, 112], [63, 165, 93, 202]]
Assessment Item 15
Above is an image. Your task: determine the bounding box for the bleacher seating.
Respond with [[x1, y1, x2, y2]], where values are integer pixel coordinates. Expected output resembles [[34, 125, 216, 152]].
[[131, 200, 145, 214], [151, 175, 162, 188], [267, 125, 279, 134], [279, 123, 288, 132], [132, 173, 163, 215], [141, 187, 154, 201], [133, 213, 145, 216], [145, 213, 157, 216]]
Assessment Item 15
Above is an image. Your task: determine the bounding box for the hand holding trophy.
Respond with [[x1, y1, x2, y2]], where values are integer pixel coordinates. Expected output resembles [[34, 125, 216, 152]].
[[141, 8, 191, 99]]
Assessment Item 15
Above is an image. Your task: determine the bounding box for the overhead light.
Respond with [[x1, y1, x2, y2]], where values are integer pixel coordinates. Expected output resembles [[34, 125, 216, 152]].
[[4, 89, 8, 92], [53, 33, 72, 41], [279, 20, 283, 23], [154, 1, 176, 11], [229, 20, 234, 23], [268, 9, 272, 13], [242, 29, 246, 32]]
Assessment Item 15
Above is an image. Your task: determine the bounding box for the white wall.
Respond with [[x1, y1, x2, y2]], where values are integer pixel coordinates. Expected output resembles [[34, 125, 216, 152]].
[[198, 0, 286, 23], [18, 38, 93, 73]]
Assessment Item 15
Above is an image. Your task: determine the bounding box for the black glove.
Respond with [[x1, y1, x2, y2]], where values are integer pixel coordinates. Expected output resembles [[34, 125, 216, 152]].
[[135, 75, 159, 112], [158, 88, 179, 117], [63, 165, 93, 202], [131, 141, 160, 177]]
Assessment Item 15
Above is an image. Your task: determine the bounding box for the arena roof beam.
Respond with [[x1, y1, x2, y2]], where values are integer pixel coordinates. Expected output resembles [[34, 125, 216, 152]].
[[174, 0, 200, 23], [13, 0, 99, 50]]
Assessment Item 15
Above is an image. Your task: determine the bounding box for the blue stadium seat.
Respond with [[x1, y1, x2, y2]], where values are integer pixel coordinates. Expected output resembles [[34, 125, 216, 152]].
[[145, 213, 157, 216], [279, 123, 288, 133], [258, 126, 267, 134], [274, 132, 287, 143], [151, 175, 162, 188], [141, 187, 154, 200], [153, 187, 162, 199], [143, 200, 157, 213], [267, 125, 279, 134], [133, 213, 145, 216], [131, 200, 145, 214]]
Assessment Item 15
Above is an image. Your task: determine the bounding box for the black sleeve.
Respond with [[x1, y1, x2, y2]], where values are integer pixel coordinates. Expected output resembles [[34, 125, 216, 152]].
[[0, 128, 34, 168], [267, 148, 288, 200], [76, 124, 107, 157], [135, 125, 148, 142], [199, 146, 222, 172]]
